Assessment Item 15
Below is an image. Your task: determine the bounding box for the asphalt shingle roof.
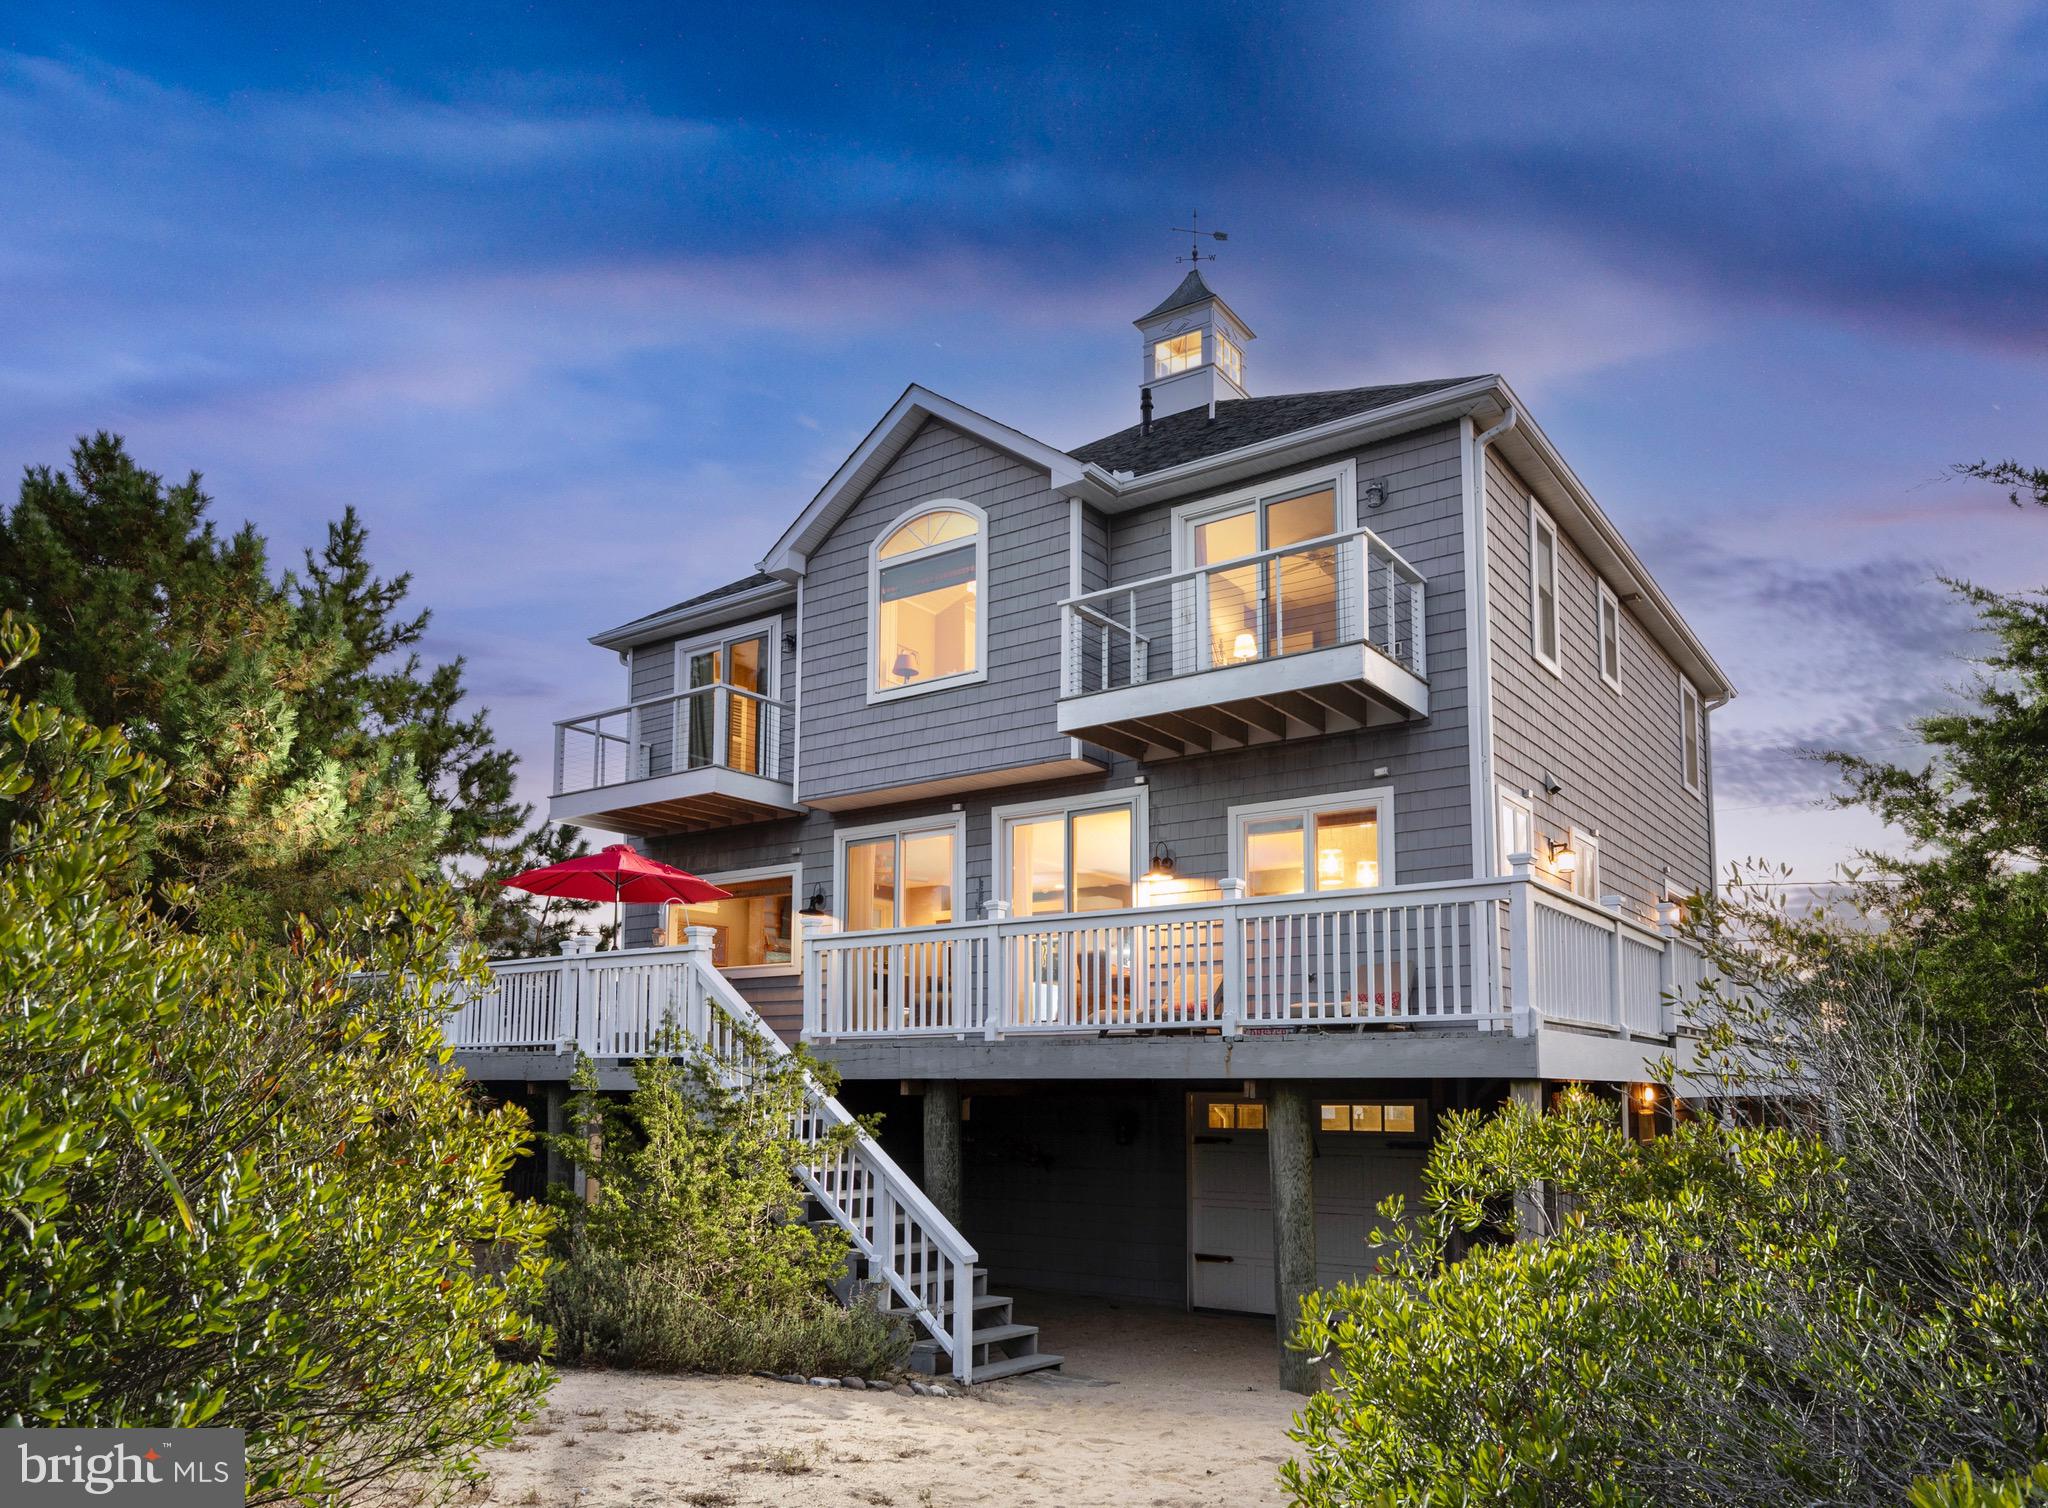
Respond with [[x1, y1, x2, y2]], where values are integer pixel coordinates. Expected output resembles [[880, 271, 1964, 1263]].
[[1069, 378, 1484, 477], [600, 571, 781, 638], [1138, 269, 1224, 323]]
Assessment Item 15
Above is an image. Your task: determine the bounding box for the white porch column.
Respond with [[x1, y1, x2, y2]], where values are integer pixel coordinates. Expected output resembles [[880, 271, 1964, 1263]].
[[800, 912, 840, 1041], [1508, 1078, 1548, 1240], [1507, 854, 1537, 1038], [1219, 878, 1247, 1036]]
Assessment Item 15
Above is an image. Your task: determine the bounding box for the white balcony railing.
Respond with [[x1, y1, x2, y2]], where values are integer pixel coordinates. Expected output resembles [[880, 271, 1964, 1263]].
[[552, 683, 786, 797], [803, 865, 1705, 1045], [1060, 526, 1426, 699]]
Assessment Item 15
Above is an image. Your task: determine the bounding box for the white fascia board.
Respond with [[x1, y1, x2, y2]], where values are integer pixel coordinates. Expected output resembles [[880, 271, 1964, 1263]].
[[1484, 379, 1735, 704], [757, 384, 1109, 576], [588, 580, 796, 652]]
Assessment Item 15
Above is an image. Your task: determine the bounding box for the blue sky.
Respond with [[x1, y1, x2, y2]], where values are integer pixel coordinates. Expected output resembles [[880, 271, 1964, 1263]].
[[4, 1, 2046, 883]]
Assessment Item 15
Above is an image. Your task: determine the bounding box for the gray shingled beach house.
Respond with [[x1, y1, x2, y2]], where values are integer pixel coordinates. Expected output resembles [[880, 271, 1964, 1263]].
[[452, 271, 1732, 1384]]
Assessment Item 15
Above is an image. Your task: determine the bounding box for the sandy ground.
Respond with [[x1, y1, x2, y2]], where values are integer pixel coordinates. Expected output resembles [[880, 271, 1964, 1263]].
[[475, 1290, 1305, 1508]]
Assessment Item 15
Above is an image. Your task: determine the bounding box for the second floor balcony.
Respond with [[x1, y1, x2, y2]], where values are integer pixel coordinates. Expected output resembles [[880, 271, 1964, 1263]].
[[1058, 526, 1430, 760], [547, 682, 799, 836]]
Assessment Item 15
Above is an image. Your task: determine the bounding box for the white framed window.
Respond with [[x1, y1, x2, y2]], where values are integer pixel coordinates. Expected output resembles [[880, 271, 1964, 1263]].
[[1596, 582, 1623, 692], [868, 500, 987, 704], [1566, 827, 1601, 902], [1529, 498, 1562, 676], [834, 814, 966, 932], [672, 615, 780, 778], [1153, 329, 1203, 378], [1497, 786, 1535, 872], [660, 863, 799, 974], [1214, 331, 1244, 386], [1227, 786, 1394, 897], [1170, 459, 1356, 674], [1679, 676, 1703, 797], [993, 788, 1147, 917]]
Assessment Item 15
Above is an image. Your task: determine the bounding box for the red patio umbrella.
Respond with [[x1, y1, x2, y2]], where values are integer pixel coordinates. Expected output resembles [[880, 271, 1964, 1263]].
[[501, 844, 731, 949]]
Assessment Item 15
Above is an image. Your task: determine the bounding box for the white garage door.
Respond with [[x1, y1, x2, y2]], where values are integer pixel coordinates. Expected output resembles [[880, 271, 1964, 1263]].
[[1189, 1098, 1428, 1315]]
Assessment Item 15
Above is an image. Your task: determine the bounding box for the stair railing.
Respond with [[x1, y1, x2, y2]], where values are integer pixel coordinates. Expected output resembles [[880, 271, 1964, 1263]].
[[662, 927, 980, 1382]]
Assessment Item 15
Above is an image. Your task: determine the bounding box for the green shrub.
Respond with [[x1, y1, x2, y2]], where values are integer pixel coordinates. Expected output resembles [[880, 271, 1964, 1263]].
[[0, 613, 554, 1503], [544, 1023, 909, 1378]]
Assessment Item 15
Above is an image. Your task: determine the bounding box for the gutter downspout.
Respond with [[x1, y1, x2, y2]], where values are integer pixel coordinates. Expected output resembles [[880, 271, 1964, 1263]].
[[1462, 403, 1519, 879]]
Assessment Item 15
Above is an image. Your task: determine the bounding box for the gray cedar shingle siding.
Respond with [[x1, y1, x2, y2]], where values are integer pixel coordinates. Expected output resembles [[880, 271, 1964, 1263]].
[[797, 418, 1076, 804], [1482, 451, 1712, 917]]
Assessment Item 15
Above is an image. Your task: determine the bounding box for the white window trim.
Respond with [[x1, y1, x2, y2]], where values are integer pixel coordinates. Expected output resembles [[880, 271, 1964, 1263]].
[[831, 811, 969, 932], [866, 498, 990, 706], [1528, 497, 1563, 679], [1225, 785, 1396, 896], [1168, 458, 1359, 574], [663, 614, 784, 780], [1679, 675, 1704, 799], [1595, 581, 1623, 693], [1567, 827, 1602, 902], [989, 786, 1150, 913], [1497, 785, 1535, 873], [678, 862, 802, 976]]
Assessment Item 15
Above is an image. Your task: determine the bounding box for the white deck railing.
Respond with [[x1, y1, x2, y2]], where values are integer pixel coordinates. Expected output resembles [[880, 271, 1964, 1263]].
[[552, 683, 786, 796], [804, 863, 1705, 1044], [446, 937, 981, 1382], [1059, 525, 1427, 698]]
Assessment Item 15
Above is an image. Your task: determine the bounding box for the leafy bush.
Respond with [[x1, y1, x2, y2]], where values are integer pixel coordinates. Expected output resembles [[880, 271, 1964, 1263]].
[[1912, 1464, 2048, 1508], [0, 613, 554, 1502], [545, 1026, 911, 1378]]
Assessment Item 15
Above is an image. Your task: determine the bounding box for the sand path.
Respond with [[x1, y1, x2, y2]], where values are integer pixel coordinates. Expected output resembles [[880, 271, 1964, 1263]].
[[476, 1291, 1303, 1507]]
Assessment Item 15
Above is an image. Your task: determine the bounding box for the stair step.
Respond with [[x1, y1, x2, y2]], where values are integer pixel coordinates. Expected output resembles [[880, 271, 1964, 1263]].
[[969, 1351, 1064, 1384], [970, 1322, 1039, 1348], [934, 1293, 1012, 1318]]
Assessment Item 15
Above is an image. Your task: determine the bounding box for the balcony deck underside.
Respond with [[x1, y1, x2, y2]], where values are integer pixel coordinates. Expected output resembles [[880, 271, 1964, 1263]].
[[1056, 642, 1430, 760], [549, 765, 801, 836]]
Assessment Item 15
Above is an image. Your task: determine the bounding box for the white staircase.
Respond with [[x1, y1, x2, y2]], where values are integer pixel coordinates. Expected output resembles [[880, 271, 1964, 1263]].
[[468, 934, 1058, 1384]]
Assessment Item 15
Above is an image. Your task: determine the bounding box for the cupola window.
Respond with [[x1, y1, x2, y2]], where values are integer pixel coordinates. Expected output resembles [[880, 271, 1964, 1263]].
[[1153, 330, 1204, 378]]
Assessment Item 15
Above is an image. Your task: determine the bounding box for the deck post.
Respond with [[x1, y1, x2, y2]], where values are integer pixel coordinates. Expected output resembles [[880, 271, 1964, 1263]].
[[1219, 878, 1247, 1036], [1508, 1079, 1547, 1240], [922, 1080, 963, 1229], [1656, 900, 1680, 1036], [1507, 855, 1537, 1037], [800, 913, 840, 1041], [542, 1085, 571, 1190], [1266, 1084, 1318, 1393]]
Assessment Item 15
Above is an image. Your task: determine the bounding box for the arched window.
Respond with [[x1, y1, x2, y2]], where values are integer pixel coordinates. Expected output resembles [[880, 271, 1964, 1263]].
[[869, 502, 986, 699]]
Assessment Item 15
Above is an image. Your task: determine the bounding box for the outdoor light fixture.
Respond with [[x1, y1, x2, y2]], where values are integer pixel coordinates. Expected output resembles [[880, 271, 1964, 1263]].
[[1145, 842, 1176, 880], [799, 888, 829, 917], [1637, 1083, 1659, 1109], [1362, 478, 1388, 510], [1545, 836, 1579, 876]]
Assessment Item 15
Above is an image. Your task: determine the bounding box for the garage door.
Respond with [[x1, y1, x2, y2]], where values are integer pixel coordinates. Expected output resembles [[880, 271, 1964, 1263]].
[[1189, 1095, 1428, 1315]]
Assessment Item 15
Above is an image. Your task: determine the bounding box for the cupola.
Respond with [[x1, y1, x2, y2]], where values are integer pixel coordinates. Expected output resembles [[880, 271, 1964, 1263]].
[[1135, 269, 1254, 421]]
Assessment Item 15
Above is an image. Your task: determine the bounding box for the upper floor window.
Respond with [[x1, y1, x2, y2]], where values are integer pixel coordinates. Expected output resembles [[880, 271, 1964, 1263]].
[[1529, 499, 1562, 675], [1679, 676, 1703, 797], [1229, 788, 1392, 896], [1596, 582, 1623, 691], [1153, 330, 1203, 378], [870, 503, 986, 701]]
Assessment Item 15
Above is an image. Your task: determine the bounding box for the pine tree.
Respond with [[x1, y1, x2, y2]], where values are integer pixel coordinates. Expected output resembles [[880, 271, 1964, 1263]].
[[0, 434, 588, 945]]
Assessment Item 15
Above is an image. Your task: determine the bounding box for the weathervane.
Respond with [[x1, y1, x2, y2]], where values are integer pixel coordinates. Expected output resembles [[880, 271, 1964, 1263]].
[[1173, 210, 1229, 264]]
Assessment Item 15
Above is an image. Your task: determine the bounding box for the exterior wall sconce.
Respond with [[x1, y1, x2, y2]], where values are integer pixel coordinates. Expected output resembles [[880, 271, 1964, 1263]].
[[1636, 1083, 1659, 1109], [1145, 842, 1176, 881], [1363, 478, 1388, 510], [1545, 837, 1579, 876], [799, 887, 830, 917]]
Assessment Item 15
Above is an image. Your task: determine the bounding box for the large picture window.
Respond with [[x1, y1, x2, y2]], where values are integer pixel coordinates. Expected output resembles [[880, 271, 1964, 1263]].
[[662, 866, 796, 973], [870, 503, 985, 700], [837, 818, 963, 932], [1228, 788, 1393, 897], [995, 793, 1142, 916]]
